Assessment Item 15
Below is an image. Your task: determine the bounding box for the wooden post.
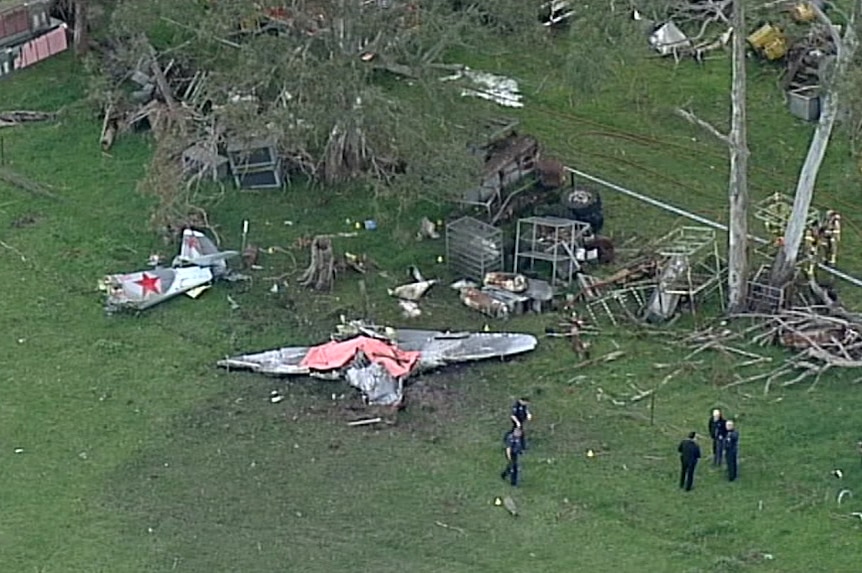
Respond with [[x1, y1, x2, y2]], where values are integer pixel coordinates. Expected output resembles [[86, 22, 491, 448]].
[[73, 0, 89, 57], [649, 391, 656, 426]]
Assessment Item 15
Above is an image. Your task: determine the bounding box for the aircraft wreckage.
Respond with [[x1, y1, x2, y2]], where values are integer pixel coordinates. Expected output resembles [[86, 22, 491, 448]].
[[99, 228, 244, 313], [217, 321, 538, 406]]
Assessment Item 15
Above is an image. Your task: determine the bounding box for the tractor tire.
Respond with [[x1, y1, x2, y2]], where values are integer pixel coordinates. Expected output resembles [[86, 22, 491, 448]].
[[565, 188, 604, 234]]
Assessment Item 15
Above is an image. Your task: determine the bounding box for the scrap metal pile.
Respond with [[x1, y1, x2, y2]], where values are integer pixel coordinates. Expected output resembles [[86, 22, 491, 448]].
[[578, 226, 725, 325]]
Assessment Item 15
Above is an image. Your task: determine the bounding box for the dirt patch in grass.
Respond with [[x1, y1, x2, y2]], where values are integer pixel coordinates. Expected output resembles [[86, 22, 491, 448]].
[[313, 368, 472, 434]]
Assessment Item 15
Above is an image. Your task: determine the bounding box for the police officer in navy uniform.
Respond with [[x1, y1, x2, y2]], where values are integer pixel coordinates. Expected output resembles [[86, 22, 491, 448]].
[[725, 420, 740, 481], [708, 408, 728, 466], [678, 431, 701, 491], [501, 427, 524, 486], [510, 397, 532, 450]]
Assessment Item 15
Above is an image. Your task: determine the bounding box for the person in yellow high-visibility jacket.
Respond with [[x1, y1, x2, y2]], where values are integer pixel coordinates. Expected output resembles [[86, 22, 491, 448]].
[[820, 210, 841, 266]]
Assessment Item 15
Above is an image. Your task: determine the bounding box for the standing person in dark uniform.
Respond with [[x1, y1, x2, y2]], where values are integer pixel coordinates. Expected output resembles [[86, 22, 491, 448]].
[[501, 427, 524, 486], [708, 409, 728, 466], [678, 431, 701, 491], [725, 420, 740, 481], [510, 397, 532, 450]]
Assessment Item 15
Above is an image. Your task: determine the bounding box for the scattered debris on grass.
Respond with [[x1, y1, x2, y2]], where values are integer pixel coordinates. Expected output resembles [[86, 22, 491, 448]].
[[0, 239, 28, 262], [440, 66, 523, 108], [346, 417, 383, 427], [417, 217, 440, 240], [501, 496, 518, 517], [434, 520, 465, 534]]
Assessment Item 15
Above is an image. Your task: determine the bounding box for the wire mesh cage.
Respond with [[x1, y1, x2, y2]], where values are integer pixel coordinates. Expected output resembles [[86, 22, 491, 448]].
[[445, 216, 504, 281]]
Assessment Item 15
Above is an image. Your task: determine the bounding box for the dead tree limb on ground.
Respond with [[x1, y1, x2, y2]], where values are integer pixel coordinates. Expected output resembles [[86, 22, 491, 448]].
[[100, 106, 118, 151], [0, 111, 55, 127], [144, 37, 177, 111], [299, 236, 335, 291]]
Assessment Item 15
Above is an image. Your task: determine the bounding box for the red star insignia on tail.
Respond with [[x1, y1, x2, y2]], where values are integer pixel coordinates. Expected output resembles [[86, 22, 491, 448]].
[[135, 273, 161, 296], [184, 233, 201, 253]]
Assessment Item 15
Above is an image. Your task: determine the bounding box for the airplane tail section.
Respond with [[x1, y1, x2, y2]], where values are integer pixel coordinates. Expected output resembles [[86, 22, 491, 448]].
[[175, 229, 238, 271]]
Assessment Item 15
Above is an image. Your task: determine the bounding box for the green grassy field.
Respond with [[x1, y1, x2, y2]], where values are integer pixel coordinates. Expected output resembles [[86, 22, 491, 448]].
[[2, 23, 862, 573]]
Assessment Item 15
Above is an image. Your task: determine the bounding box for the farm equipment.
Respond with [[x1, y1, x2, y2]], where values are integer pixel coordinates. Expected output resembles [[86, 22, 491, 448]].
[[748, 23, 788, 60]]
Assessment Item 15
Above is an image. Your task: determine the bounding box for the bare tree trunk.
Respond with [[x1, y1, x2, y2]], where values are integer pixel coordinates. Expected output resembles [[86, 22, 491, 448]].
[[73, 0, 89, 57], [770, 5, 859, 287], [727, 0, 749, 312]]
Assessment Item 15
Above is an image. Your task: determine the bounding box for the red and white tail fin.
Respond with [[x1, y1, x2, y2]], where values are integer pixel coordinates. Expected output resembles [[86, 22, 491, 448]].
[[175, 229, 238, 271]]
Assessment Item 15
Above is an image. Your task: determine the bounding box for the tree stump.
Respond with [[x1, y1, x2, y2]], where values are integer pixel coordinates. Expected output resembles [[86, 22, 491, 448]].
[[299, 236, 335, 291]]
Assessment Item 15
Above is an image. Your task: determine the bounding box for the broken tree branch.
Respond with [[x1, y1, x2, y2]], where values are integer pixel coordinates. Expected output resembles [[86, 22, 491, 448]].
[[347, 417, 382, 427], [674, 107, 731, 145], [0, 239, 27, 262], [434, 521, 465, 534], [145, 38, 177, 111], [0, 110, 55, 127]]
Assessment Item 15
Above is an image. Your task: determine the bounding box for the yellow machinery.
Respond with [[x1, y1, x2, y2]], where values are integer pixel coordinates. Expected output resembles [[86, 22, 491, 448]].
[[747, 23, 788, 60], [790, 2, 817, 23]]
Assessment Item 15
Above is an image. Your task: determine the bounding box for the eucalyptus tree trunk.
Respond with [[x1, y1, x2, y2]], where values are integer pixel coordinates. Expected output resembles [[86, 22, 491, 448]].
[[73, 0, 89, 56], [726, 0, 749, 312], [770, 4, 858, 287]]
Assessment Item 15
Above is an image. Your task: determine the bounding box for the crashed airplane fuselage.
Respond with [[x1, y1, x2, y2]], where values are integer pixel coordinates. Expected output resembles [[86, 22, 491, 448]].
[[99, 228, 240, 313], [217, 326, 538, 406]]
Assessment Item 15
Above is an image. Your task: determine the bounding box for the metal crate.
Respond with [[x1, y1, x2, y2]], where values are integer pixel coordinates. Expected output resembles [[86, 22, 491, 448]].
[[446, 216, 504, 281], [226, 137, 279, 171], [513, 216, 592, 286], [233, 160, 284, 190]]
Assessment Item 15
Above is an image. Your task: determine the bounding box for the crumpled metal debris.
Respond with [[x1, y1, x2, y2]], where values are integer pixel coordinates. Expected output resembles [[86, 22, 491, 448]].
[[344, 351, 404, 406], [417, 217, 440, 240]]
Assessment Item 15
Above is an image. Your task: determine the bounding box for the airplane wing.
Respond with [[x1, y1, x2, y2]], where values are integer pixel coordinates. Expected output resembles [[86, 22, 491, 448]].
[[217, 329, 538, 375], [217, 327, 537, 406], [392, 329, 538, 371], [216, 346, 312, 375]]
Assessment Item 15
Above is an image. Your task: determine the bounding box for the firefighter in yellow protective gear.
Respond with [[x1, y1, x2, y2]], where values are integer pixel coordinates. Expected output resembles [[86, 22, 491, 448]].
[[764, 195, 790, 246], [820, 210, 841, 266]]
